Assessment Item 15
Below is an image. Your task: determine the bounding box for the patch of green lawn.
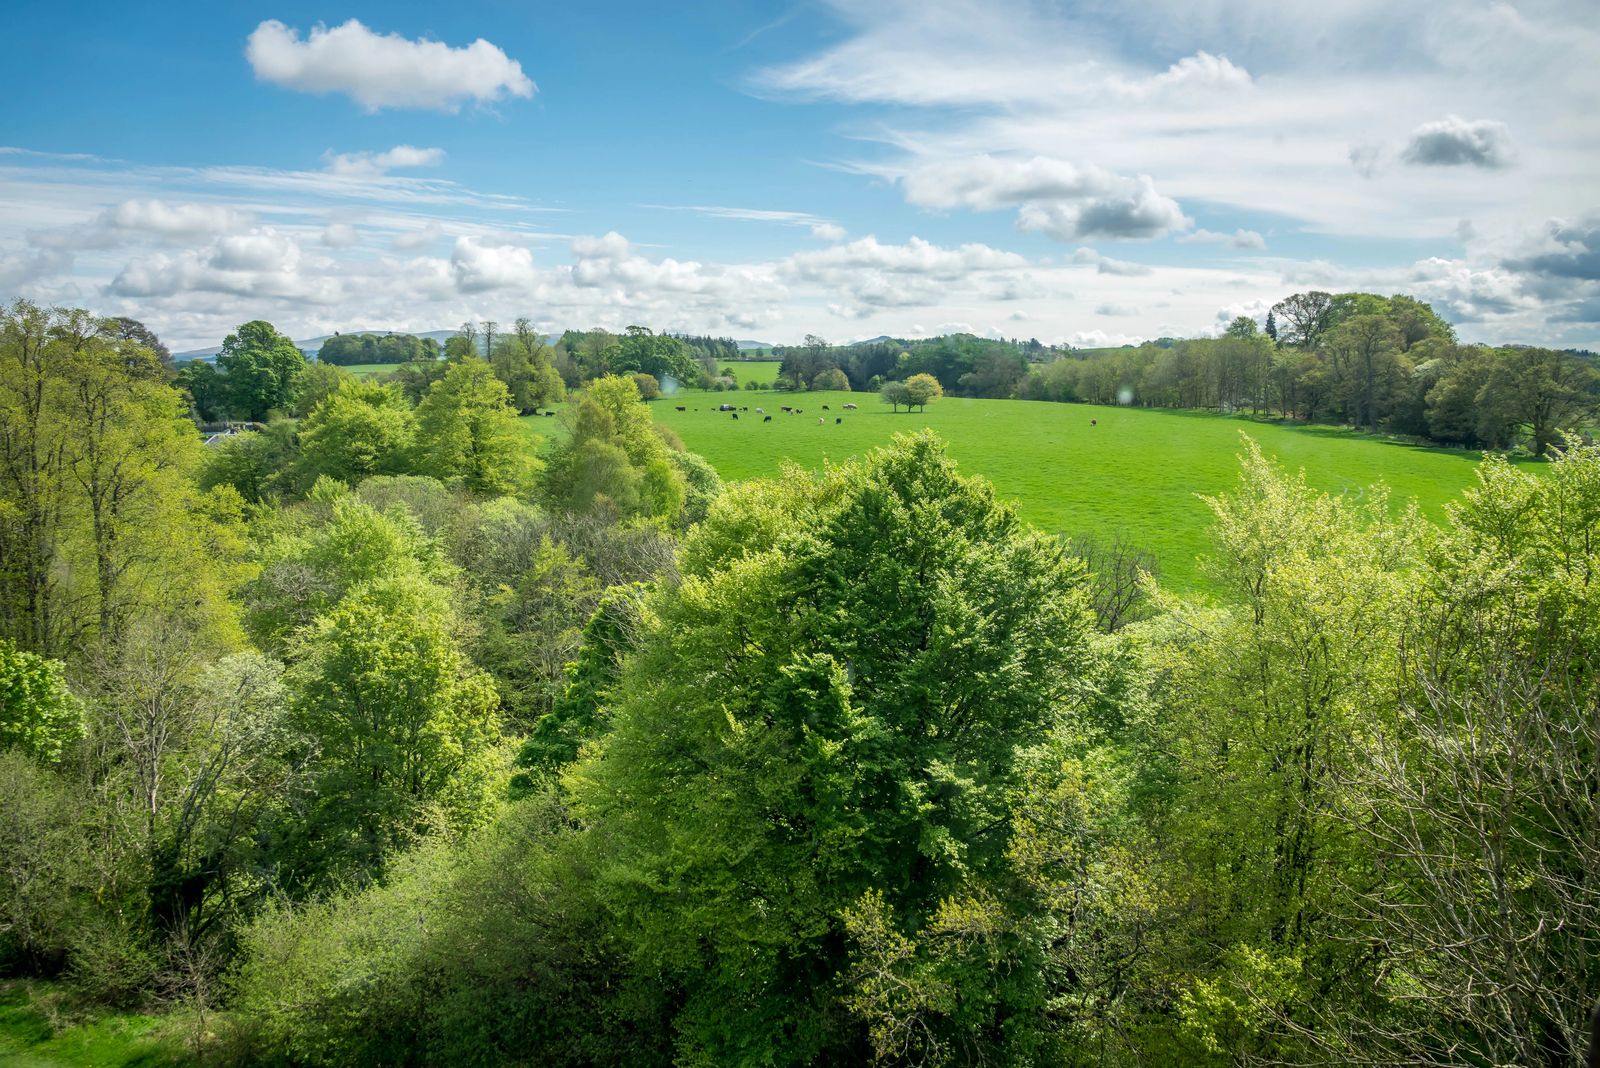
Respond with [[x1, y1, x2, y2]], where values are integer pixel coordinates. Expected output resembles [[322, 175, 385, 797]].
[[0, 983, 191, 1067], [645, 390, 1527, 593]]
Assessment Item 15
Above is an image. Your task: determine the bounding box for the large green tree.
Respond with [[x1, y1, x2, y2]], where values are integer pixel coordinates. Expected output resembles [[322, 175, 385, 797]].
[[218, 320, 306, 421], [562, 431, 1099, 1061], [414, 359, 526, 495]]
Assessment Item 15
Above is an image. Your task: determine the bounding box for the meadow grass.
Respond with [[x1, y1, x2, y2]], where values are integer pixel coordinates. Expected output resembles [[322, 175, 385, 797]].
[[722, 360, 781, 386], [0, 982, 190, 1067], [335, 362, 404, 379], [645, 388, 1524, 593]]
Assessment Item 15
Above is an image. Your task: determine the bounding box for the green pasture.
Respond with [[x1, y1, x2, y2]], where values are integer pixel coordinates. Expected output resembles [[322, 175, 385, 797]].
[[712, 360, 781, 386], [336, 362, 404, 379], [647, 389, 1524, 594]]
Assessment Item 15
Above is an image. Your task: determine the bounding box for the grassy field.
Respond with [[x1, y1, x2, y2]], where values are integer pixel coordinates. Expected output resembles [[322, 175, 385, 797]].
[[335, 362, 404, 379], [0, 982, 190, 1067], [718, 360, 781, 386], [647, 389, 1523, 593]]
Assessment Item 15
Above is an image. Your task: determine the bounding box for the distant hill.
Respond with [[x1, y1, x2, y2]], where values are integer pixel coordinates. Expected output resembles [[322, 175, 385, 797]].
[[735, 339, 776, 351]]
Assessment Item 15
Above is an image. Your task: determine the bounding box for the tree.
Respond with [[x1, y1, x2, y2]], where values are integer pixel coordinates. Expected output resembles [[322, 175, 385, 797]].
[[292, 361, 353, 418], [217, 321, 306, 421], [1327, 313, 1402, 430], [293, 381, 417, 489], [1264, 310, 1278, 344], [414, 359, 526, 495], [1269, 291, 1336, 350], [563, 432, 1099, 1061], [1476, 346, 1600, 457], [1328, 446, 1600, 1066], [904, 372, 943, 411], [287, 573, 501, 888], [0, 640, 82, 762], [631, 372, 661, 401], [102, 317, 171, 367], [880, 379, 912, 412], [175, 360, 228, 423], [542, 375, 686, 524], [811, 367, 849, 392]]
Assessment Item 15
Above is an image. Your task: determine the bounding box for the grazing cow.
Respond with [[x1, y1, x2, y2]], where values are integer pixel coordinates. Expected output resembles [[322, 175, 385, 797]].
[[763, 415, 772, 422], [741, 406, 748, 411], [822, 405, 830, 410], [675, 405, 686, 411], [818, 417, 824, 425], [795, 408, 803, 414], [732, 412, 739, 420], [544, 411, 556, 417], [755, 407, 764, 414], [781, 405, 793, 413], [835, 417, 842, 425], [843, 403, 857, 410], [1091, 418, 1097, 426]]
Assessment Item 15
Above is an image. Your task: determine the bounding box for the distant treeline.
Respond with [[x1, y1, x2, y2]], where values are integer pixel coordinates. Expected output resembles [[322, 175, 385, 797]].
[[779, 294, 1600, 455], [316, 332, 441, 366], [670, 333, 743, 363]]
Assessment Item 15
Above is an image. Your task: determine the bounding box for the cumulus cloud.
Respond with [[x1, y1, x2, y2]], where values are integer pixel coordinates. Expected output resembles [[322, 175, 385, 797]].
[[1095, 302, 1139, 316], [1401, 116, 1514, 169], [245, 19, 535, 111], [323, 145, 445, 177], [108, 227, 328, 301], [450, 237, 537, 293], [1143, 51, 1251, 94], [1503, 217, 1600, 282], [1179, 228, 1266, 250], [811, 222, 847, 241], [902, 155, 1188, 241], [31, 199, 251, 251]]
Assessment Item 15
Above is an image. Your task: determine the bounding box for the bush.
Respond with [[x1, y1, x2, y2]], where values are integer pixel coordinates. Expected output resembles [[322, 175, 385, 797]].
[[811, 368, 849, 392], [632, 373, 662, 401]]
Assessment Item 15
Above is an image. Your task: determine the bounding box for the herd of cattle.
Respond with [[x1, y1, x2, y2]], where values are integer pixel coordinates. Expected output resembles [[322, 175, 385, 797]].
[[672, 402, 859, 425]]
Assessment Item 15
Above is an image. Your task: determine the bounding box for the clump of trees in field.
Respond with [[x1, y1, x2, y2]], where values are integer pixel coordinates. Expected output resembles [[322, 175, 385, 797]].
[[3, 296, 1599, 1067], [317, 331, 440, 366]]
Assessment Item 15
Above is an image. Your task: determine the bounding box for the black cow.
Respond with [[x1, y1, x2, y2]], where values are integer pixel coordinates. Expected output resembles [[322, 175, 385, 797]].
[[763, 415, 772, 422], [731, 412, 739, 420], [781, 405, 793, 413], [835, 417, 842, 424], [675, 405, 686, 411], [544, 411, 556, 417], [822, 405, 830, 410]]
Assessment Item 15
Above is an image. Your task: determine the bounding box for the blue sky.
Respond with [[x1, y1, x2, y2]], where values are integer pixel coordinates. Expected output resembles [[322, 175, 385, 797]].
[[2, 0, 1596, 349]]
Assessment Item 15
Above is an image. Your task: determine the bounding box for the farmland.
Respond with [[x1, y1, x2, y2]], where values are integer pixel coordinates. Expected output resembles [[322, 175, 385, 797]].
[[644, 387, 1523, 593]]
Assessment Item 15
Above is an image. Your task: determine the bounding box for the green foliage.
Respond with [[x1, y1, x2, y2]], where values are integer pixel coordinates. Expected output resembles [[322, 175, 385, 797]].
[[0, 641, 83, 761], [904, 371, 943, 410], [810, 367, 849, 392], [293, 379, 417, 488], [316, 332, 439, 367], [245, 491, 451, 651], [542, 375, 688, 524], [560, 431, 1097, 1060], [286, 573, 503, 888], [217, 320, 306, 421], [197, 420, 299, 503], [414, 358, 528, 495]]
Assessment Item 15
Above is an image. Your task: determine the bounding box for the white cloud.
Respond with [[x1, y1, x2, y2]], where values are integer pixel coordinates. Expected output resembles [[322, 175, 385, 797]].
[[1095, 302, 1139, 316], [393, 221, 444, 250], [902, 155, 1189, 241], [321, 222, 359, 247], [1401, 116, 1515, 169], [30, 198, 251, 251], [450, 237, 537, 294], [1071, 247, 1153, 276], [785, 235, 1026, 280], [811, 222, 847, 241], [323, 145, 445, 177], [1144, 51, 1251, 94], [1178, 228, 1266, 250], [245, 19, 535, 112]]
